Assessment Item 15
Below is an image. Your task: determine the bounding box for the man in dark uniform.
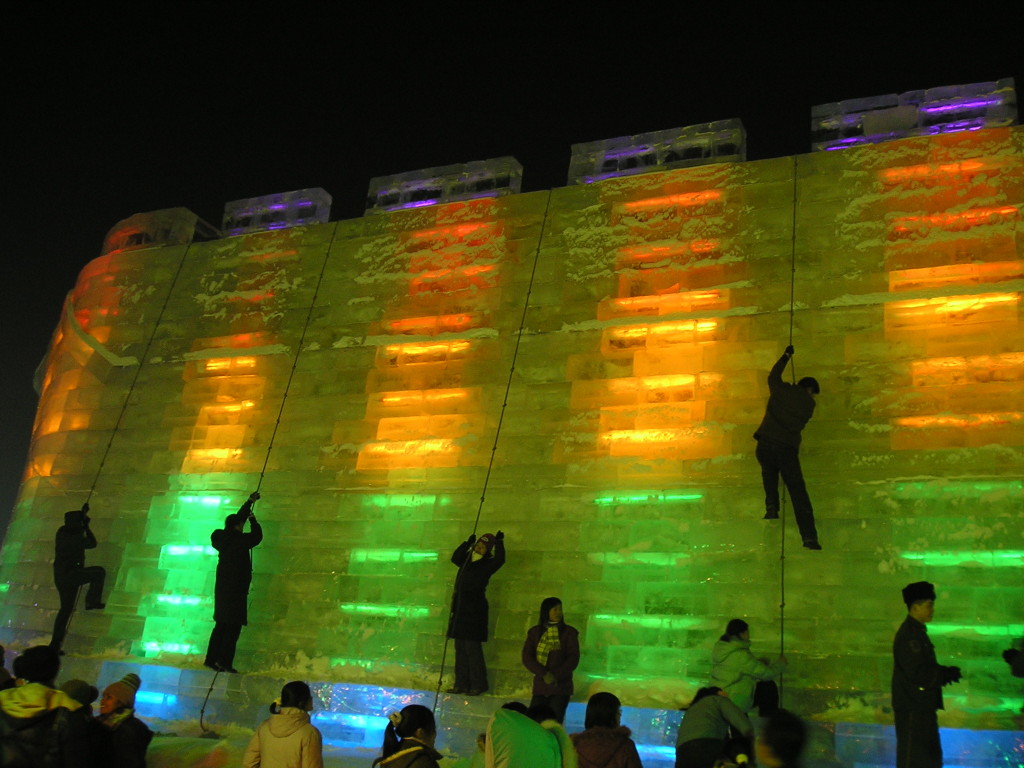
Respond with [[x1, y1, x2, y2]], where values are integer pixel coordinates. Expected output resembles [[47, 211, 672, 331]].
[[50, 504, 106, 653], [446, 530, 505, 695], [754, 344, 822, 550], [892, 581, 961, 768], [204, 491, 262, 673]]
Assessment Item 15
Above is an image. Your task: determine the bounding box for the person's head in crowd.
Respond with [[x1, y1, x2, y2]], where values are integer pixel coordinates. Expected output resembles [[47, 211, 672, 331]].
[[381, 703, 436, 757], [500, 701, 529, 716], [538, 597, 564, 626], [721, 619, 750, 642], [527, 702, 559, 724], [584, 691, 622, 729], [99, 673, 140, 716], [688, 686, 725, 708], [271, 680, 313, 714], [61, 679, 100, 709], [12, 645, 61, 686], [756, 709, 806, 767]]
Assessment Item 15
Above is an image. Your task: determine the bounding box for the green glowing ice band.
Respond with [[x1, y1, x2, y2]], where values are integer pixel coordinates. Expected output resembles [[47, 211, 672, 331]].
[[593, 492, 703, 506], [591, 614, 702, 629], [339, 603, 430, 618], [156, 594, 203, 606], [349, 549, 438, 564], [899, 550, 1024, 567]]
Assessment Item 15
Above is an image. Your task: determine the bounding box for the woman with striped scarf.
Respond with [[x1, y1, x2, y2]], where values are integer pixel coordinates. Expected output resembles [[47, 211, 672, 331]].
[[522, 597, 580, 724]]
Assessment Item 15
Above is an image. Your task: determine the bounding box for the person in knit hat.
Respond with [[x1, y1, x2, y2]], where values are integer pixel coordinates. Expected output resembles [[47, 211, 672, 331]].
[[95, 672, 152, 768], [446, 530, 506, 695], [892, 581, 961, 768]]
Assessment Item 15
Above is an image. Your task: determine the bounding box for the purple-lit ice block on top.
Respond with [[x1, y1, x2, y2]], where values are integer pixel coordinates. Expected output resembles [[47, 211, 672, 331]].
[[811, 77, 1017, 152], [222, 187, 333, 236], [567, 119, 746, 185], [101, 208, 219, 256], [364, 157, 523, 214]]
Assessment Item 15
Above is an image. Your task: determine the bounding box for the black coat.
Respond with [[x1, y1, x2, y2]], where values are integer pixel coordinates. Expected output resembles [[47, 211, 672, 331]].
[[211, 500, 263, 625], [447, 538, 505, 642], [892, 615, 948, 712], [53, 511, 97, 584], [0, 701, 89, 768], [754, 352, 815, 448]]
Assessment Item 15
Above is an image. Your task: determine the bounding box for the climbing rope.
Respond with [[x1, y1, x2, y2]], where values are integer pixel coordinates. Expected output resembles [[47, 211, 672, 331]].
[[776, 155, 803, 704], [253, 230, 340, 493], [433, 194, 553, 711], [83, 243, 194, 505]]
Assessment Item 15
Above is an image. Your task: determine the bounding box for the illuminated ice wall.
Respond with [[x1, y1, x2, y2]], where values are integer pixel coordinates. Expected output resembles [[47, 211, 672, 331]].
[[2, 127, 1022, 740]]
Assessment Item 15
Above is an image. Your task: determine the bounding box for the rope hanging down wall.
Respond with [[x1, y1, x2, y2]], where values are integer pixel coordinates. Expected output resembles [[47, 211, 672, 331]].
[[433, 194, 552, 711]]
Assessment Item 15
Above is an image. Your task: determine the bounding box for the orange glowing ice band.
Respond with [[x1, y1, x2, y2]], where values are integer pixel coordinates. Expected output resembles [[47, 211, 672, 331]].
[[203, 357, 257, 372], [203, 401, 256, 413], [608, 319, 718, 340], [186, 448, 243, 459], [621, 190, 722, 212], [609, 291, 721, 313], [890, 293, 1018, 315], [891, 206, 1018, 232], [362, 439, 455, 456], [880, 160, 989, 184], [408, 222, 493, 240], [618, 240, 721, 261], [911, 353, 1024, 380], [384, 340, 472, 359], [388, 314, 475, 334], [607, 374, 695, 393], [379, 390, 470, 406], [894, 413, 1022, 429], [889, 261, 1023, 292], [600, 429, 694, 444]]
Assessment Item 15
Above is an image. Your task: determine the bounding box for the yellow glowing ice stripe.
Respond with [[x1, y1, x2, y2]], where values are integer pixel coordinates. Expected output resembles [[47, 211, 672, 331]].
[[899, 551, 1024, 567], [339, 603, 430, 618]]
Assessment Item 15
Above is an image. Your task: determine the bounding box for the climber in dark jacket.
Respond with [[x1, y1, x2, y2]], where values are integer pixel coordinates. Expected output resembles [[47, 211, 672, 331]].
[[446, 531, 505, 695], [754, 344, 821, 550], [204, 491, 263, 673], [50, 504, 106, 653]]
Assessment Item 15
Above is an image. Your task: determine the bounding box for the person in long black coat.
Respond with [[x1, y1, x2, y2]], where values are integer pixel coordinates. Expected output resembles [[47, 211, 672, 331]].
[[446, 530, 505, 695], [204, 491, 263, 673], [50, 504, 106, 653]]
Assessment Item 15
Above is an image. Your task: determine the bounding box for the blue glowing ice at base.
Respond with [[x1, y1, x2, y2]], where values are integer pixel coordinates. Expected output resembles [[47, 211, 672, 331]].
[[835, 722, 1024, 767]]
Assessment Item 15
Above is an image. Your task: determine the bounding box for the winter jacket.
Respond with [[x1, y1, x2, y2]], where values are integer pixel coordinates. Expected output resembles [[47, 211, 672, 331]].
[[675, 694, 752, 746], [53, 511, 98, 581], [372, 738, 442, 768], [448, 538, 506, 642], [92, 710, 153, 768], [892, 615, 951, 712], [753, 352, 815, 448], [486, 709, 576, 768], [709, 638, 785, 713], [571, 725, 642, 768], [242, 707, 323, 768], [0, 681, 88, 768], [523, 624, 580, 697], [211, 499, 263, 625]]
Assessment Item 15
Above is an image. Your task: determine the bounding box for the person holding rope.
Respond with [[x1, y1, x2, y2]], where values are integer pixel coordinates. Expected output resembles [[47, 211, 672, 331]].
[[446, 531, 506, 696], [50, 503, 106, 654], [709, 619, 786, 716], [204, 491, 262, 674], [754, 344, 822, 550]]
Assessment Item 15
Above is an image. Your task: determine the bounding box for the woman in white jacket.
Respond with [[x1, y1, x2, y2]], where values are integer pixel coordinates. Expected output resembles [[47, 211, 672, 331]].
[[243, 680, 323, 768]]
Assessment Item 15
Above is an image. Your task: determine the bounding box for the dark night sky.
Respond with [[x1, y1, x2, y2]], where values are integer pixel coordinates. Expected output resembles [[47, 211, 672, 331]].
[[3, 10, 1020, 541]]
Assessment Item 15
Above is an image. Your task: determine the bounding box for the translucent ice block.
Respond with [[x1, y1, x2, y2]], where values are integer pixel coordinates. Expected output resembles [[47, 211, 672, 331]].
[[222, 188, 333, 235], [364, 157, 523, 213]]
